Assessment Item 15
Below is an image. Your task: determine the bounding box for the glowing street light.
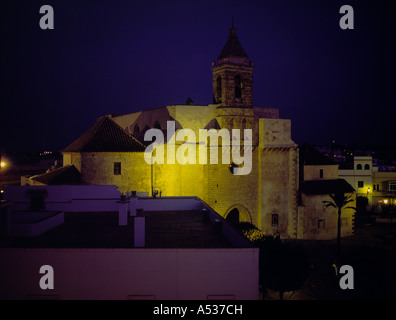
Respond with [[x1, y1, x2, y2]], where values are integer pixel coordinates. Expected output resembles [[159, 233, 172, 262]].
[[0, 161, 5, 168]]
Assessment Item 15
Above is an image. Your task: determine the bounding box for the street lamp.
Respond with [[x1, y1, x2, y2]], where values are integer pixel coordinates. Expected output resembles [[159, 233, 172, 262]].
[[0, 159, 4, 200], [367, 187, 371, 210]]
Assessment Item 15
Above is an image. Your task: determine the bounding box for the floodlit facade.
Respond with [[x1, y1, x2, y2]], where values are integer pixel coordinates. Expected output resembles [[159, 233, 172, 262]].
[[61, 28, 300, 239]]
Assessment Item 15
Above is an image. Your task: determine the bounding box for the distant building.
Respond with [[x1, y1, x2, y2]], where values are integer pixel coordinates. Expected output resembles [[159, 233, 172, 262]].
[[339, 156, 396, 208], [339, 156, 373, 204], [372, 171, 396, 208], [297, 144, 355, 240]]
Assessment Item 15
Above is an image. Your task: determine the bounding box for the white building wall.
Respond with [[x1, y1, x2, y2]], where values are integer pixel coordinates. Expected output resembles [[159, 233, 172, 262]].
[[339, 156, 373, 202]]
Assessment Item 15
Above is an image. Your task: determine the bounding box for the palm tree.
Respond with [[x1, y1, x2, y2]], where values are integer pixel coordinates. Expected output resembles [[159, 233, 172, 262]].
[[323, 193, 356, 255]]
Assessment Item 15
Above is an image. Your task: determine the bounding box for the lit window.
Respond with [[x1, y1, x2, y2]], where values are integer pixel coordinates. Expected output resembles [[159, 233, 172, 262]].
[[114, 162, 121, 175]]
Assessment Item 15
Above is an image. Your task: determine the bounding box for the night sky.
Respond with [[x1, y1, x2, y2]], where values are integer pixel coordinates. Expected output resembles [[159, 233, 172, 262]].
[[1, 0, 395, 152]]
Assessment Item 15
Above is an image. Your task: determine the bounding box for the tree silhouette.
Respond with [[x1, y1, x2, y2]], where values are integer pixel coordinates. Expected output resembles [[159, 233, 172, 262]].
[[323, 193, 356, 255], [238, 222, 309, 299]]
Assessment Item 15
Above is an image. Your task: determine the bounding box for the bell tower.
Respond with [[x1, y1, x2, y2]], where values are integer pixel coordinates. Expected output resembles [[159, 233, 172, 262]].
[[212, 28, 254, 108], [213, 28, 255, 134]]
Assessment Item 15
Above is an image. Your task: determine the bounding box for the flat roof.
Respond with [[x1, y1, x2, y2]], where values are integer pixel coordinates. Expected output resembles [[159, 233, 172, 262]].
[[6, 210, 233, 249]]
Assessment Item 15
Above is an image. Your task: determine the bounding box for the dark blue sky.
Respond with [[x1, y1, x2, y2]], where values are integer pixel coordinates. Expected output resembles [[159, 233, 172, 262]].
[[1, 0, 395, 152]]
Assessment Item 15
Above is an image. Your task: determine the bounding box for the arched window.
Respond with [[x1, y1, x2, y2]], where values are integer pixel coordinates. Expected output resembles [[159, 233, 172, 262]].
[[357, 164, 362, 170], [364, 164, 370, 170], [216, 76, 222, 102], [234, 75, 242, 99], [154, 121, 161, 130], [133, 124, 140, 135]]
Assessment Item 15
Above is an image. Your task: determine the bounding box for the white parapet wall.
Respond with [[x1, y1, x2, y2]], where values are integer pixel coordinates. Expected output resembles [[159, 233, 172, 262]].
[[0, 247, 259, 300], [4, 185, 122, 212], [2, 186, 252, 249], [4, 186, 204, 213]]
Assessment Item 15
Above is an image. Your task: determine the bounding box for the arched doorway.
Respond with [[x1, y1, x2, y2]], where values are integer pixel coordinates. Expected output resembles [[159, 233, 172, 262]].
[[226, 208, 240, 226], [225, 204, 252, 225]]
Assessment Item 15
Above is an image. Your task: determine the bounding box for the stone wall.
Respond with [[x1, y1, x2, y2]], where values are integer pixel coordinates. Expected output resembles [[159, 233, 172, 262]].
[[304, 165, 339, 181], [204, 147, 259, 225], [212, 63, 254, 107], [297, 193, 355, 240], [78, 152, 151, 195], [259, 148, 296, 237]]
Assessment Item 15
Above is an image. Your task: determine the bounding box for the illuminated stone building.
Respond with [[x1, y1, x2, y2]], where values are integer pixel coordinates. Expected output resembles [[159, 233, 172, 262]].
[[298, 144, 355, 240], [62, 28, 300, 238]]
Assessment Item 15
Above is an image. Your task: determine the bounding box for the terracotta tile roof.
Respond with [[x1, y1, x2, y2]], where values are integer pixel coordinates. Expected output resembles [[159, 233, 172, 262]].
[[62, 116, 146, 153], [301, 179, 355, 195]]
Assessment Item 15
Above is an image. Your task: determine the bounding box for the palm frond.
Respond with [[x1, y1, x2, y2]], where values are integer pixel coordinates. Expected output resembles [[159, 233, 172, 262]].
[[322, 201, 336, 209], [324, 192, 355, 212], [342, 199, 354, 206]]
